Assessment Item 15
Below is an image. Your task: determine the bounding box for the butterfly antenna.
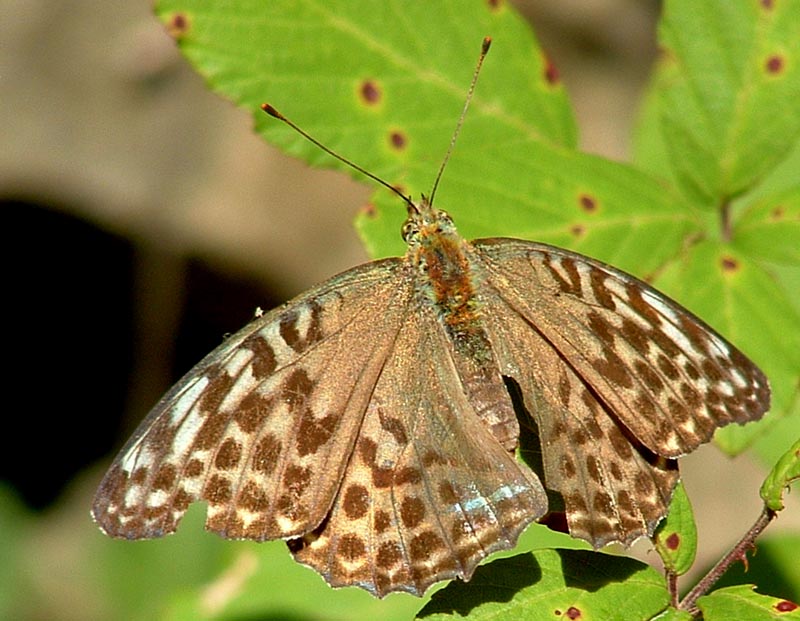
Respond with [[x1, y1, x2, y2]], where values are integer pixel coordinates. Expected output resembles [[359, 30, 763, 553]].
[[428, 36, 492, 207], [261, 103, 414, 209]]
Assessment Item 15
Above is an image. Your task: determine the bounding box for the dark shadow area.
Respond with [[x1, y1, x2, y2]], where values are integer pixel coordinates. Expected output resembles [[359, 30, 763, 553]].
[[1, 199, 134, 509], [418, 553, 543, 617], [558, 548, 642, 592]]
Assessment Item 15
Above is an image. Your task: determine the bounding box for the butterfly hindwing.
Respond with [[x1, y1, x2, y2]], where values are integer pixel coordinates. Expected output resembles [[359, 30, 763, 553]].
[[289, 299, 547, 597]]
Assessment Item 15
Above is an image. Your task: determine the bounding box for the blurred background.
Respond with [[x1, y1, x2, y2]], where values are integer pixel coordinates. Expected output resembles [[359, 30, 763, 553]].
[[2, 0, 796, 619]]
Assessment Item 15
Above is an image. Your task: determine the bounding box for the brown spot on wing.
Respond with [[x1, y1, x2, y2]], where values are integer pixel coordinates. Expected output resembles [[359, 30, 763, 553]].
[[296, 410, 339, 457], [243, 335, 277, 379], [343, 485, 369, 519], [214, 438, 242, 470]]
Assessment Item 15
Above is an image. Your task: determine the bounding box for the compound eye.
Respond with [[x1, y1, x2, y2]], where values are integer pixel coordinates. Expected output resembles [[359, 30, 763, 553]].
[[437, 210, 454, 229], [401, 219, 418, 242]]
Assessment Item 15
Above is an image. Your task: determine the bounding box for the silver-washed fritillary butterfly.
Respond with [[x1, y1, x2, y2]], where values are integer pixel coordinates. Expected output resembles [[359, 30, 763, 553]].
[[92, 38, 770, 597]]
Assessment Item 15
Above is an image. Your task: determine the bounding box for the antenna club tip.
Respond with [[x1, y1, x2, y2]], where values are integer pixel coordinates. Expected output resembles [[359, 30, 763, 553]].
[[482, 36, 492, 52], [261, 103, 283, 119]]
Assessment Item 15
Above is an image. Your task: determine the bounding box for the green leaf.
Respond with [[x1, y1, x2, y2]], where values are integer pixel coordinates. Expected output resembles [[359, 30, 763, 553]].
[[634, 0, 800, 456], [417, 549, 668, 621], [155, 0, 575, 203], [640, 0, 800, 205], [654, 481, 697, 575], [697, 585, 800, 620], [760, 438, 800, 511]]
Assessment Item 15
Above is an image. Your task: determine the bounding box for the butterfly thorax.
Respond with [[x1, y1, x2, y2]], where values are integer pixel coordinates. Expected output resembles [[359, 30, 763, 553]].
[[403, 198, 480, 333], [402, 198, 520, 451]]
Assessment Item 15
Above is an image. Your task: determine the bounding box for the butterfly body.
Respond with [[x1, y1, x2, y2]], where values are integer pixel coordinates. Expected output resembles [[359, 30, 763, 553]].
[[406, 198, 521, 452]]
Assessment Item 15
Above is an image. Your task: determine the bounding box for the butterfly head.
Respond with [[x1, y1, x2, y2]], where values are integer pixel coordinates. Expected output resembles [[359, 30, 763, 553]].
[[401, 195, 460, 249]]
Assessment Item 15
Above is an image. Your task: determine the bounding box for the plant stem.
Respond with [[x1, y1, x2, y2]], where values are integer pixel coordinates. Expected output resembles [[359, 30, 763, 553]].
[[678, 507, 776, 613], [667, 570, 679, 609]]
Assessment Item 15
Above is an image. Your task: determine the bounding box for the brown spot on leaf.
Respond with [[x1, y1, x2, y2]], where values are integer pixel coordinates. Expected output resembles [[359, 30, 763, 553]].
[[486, 0, 502, 11], [566, 606, 582, 619], [775, 600, 799, 612], [569, 223, 585, 238], [360, 202, 377, 218], [720, 255, 740, 272], [166, 12, 190, 39], [389, 130, 407, 150], [360, 79, 381, 104], [578, 193, 598, 213], [765, 54, 784, 74], [666, 532, 680, 550], [544, 54, 560, 85], [761, 0, 774, 8]]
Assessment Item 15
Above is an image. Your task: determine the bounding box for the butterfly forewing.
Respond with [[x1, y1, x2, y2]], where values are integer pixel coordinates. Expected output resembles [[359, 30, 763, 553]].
[[288, 300, 547, 596], [474, 239, 769, 457], [92, 258, 414, 541], [471, 238, 768, 546]]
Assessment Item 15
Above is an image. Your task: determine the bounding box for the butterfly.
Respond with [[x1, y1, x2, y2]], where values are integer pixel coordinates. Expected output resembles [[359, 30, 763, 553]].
[[92, 38, 770, 598]]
